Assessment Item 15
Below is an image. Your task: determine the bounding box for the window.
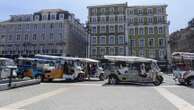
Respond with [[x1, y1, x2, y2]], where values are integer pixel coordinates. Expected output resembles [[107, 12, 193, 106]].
[[100, 16, 106, 23], [158, 16, 163, 23], [91, 8, 97, 15], [109, 25, 115, 33], [99, 36, 106, 44], [109, 16, 115, 23], [59, 14, 64, 20], [34, 15, 39, 21], [109, 8, 114, 14], [148, 38, 154, 47], [109, 47, 115, 55], [159, 49, 165, 59], [18, 24, 22, 30], [24, 34, 28, 41], [101, 8, 106, 14], [118, 16, 124, 23], [139, 39, 145, 47], [118, 7, 123, 13], [148, 27, 154, 34], [42, 15, 48, 20], [139, 28, 144, 35], [157, 8, 162, 14], [159, 27, 163, 33], [128, 9, 134, 15], [139, 49, 144, 57], [118, 35, 124, 44], [109, 35, 115, 44], [147, 8, 153, 14], [138, 9, 143, 15], [128, 18, 134, 25], [118, 47, 124, 55], [91, 26, 97, 33], [100, 26, 106, 33], [148, 17, 153, 23], [33, 34, 37, 41], [91, 47, 97, 55], [41, 33, 45, 40], [149, 49, 155, 58], [131, 39, 136, 47], [50, 33, 54, 41], [8, 35, 12, 41], [118, 25, 124, 32], [91, 17, 97, 23], [59, 33, 63, 40], [91, 36, 97, 44], [50, 23, 54, 29], [34, 24, 38, 30], [100, 47, 106, 55], [16, 34, 21, 41], [129, 28, 134, 35], [50, 14, 56, 20], [159, 38, 165, 47], [138, 17, 144, 24]]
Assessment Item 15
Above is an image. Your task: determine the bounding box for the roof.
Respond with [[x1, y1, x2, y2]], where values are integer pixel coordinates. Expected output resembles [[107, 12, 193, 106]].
[[172, 52, 194, 60], [104, 56, 157, 63], [87, 2, 128, 8], [127, 4, 167, 8], [37, 9, 65, 13]]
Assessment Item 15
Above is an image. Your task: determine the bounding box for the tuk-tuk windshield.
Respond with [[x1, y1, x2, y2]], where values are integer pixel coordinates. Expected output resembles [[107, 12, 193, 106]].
[[0, 60, 16, 67]]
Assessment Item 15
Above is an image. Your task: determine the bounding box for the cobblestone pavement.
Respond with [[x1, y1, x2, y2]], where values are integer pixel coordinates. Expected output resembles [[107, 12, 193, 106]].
[[0, 74, 194, 110]]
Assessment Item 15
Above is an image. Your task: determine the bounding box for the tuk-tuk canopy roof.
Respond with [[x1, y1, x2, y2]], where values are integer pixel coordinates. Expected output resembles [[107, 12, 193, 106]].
[[18, 57, 52, 62], [172, 52, 194, 60], [104, 56, 157, 63], [35, 54, 80, 61], [0, 57, 13, 61], [80, 58, 99, 63]]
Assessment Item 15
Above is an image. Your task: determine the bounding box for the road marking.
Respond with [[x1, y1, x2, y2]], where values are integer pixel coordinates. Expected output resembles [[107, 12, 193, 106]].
[[159, 85, 182, 88], [155, 87, 194, 110], [1, 87, 71, 110]]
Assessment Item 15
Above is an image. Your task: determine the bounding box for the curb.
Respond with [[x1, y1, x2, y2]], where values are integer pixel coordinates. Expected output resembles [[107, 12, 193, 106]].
[[0, 79, 41, 91]]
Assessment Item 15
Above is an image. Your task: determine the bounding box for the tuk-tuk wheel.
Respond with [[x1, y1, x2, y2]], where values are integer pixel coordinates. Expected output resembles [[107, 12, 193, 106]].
[[153, 76, 162, 86], [108, 75, 118, 85], [186, 77, 194, 87], [99, 74, 105, 81]]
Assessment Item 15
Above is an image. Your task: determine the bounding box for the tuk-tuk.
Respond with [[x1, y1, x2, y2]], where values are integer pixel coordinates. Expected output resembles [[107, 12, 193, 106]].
[[35, 55, 85, 81], [172, 52, 194, 86], [80, 58, 105, 81], [104, 56, 164, 86], [0, 58, 17, 79], [16, 57, 54, 79]]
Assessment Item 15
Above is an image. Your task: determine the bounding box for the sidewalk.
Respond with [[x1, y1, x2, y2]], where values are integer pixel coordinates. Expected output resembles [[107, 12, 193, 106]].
[[0, 79, 41, 91]]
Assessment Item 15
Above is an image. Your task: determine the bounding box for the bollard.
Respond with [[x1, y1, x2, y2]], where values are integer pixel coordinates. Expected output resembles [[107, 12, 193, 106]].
[[8, 68, 13, 87]]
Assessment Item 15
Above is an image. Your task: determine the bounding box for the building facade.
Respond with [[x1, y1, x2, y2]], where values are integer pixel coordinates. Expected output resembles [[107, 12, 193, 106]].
[[87, 3, 169, 62], [127, 5, 168, 61], [0, 9, 87, 58], [87, 3, 128, 59], [170, 19, 194, 54]]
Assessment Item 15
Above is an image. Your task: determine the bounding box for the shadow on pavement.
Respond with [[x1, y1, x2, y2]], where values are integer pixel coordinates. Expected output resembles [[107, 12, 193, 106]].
[[102, 82, 155, 87]]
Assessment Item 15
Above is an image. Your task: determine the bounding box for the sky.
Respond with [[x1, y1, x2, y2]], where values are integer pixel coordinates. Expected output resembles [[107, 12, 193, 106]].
[[0, 0, 193, 34]]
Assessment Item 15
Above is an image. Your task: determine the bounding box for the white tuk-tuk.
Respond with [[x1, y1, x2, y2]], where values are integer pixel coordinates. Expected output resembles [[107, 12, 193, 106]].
[[0, 58, 17, 79], [172, 52, 194, 86], [80, 58, 105, 81], [104, 56, 164, 86]]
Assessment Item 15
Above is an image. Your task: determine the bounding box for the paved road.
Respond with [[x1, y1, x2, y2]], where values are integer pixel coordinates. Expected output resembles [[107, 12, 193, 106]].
[[0, 75, 194, 110]]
